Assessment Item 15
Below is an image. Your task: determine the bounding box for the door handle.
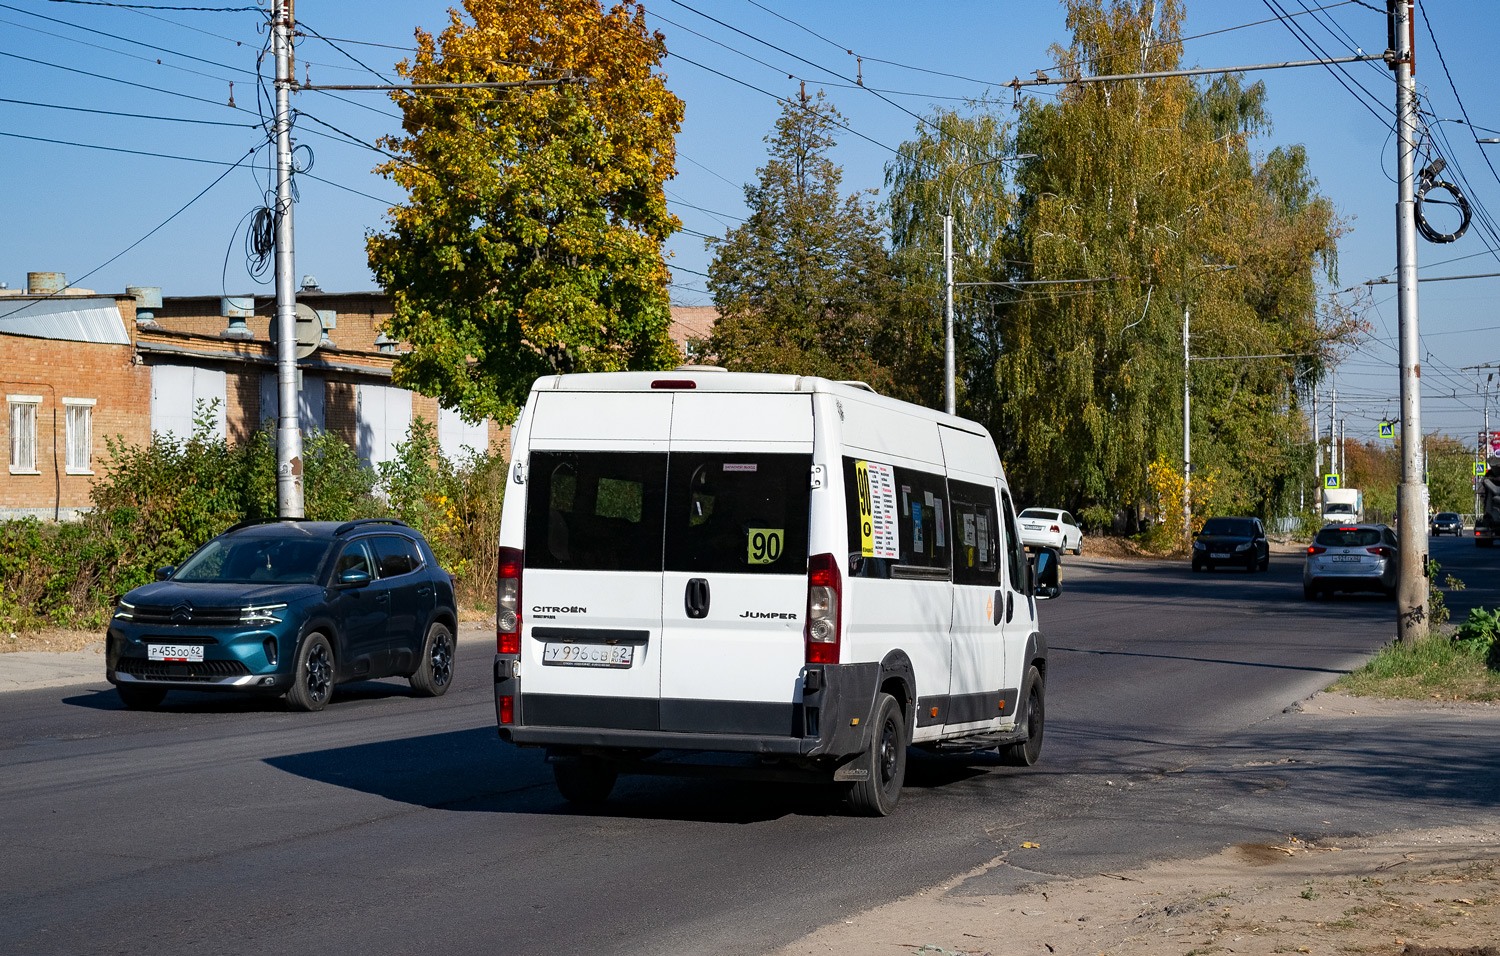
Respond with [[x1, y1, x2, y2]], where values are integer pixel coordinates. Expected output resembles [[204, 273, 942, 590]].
[[993, 589, 1003, 626], [376, 592, 391, 603], [685, 578, 710, 619], [1006, 592, 1014, 623]]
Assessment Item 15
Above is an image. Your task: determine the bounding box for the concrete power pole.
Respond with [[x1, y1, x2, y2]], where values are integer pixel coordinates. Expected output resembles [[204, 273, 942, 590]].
[[1182, 304, 1192, 546], [1313, 383, 1321, 515], [1392, 0, 1428, 641], [943, 214, 955, 416], [273, 0, 304, 518]]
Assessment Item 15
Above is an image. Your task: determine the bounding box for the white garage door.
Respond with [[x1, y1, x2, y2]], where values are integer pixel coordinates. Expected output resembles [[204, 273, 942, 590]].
[[438, 406, 489, 463], [356, 384, 411, 468], [258, 373, 324, 432], [151, 365, 226, 442]]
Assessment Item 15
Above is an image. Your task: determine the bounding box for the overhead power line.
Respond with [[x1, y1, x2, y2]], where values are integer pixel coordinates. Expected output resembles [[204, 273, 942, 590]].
[[0, 96, 257, 126], [1005, 53, 1385, 88], [42, 0, 262, 10]]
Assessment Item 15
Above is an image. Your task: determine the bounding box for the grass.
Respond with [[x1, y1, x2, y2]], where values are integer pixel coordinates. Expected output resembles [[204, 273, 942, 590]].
[[1331, 633, 1500, 701]]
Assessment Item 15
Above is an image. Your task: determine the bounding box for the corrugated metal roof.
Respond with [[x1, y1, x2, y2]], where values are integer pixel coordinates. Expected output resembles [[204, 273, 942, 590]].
[[0, 296, 129, 345]]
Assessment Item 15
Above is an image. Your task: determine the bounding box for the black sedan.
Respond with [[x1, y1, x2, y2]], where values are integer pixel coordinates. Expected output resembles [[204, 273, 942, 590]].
[[1191, 516, 1271, 572], [1431, 512, 1464, 536]]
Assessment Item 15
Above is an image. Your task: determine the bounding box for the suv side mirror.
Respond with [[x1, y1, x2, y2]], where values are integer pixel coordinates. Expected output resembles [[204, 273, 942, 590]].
[[155, 566, 175, 581], [338, 569, 372, 588], [1030, 547, 1062, 600]]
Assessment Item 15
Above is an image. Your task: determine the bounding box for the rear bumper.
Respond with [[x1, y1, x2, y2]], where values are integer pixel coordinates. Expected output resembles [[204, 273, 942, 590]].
[[495, 658, 879, 759]]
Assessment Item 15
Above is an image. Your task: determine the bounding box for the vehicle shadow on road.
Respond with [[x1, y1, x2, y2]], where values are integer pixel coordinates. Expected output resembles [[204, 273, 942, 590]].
[[263, 727, 875, 823], [60, 678, 422, 713]]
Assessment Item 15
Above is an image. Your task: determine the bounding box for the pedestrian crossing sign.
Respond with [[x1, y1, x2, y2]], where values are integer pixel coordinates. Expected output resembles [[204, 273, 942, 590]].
[[1324, 474, 1340, 489], [1477, 462, 1489, 477], [1379, 421, 1395, 438]]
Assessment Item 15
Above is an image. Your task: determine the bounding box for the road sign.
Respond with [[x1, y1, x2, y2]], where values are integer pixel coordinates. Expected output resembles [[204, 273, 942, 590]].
[[1324, 474, 1340, 489], [267, 302, 322, 360], [1478, 462, 1490, 477], [1379, 421, 1395, 438]]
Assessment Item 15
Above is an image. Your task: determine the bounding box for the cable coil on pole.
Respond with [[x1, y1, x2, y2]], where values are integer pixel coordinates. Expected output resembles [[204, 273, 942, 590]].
[[1415, 157, 1471, 243]]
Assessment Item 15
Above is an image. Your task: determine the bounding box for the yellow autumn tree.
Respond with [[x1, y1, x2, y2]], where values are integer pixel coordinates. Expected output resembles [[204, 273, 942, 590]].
[[368, 0, 685, 423], [1146, 453, 1219, 549]]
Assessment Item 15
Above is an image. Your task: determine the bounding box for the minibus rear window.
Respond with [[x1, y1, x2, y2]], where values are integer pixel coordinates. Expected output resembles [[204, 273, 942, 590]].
[[665, 453, 811, 575], [525, 452, 666, 571]]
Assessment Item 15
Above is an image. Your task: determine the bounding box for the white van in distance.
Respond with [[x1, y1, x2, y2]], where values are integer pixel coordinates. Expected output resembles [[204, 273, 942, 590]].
[[493, 368, 1060, 815]]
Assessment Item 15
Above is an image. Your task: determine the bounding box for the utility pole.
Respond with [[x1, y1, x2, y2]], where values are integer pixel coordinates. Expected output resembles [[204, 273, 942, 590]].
[[943, 214, 955, 416], [1183, 304, 1192, 546], [273, 0, 304, 518], [1312, 383, 1321, 514], [1391, 0, 1428, 642]]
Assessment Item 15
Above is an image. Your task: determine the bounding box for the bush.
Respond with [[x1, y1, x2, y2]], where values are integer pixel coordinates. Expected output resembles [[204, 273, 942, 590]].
[[1077, 505, 1114, 533], [0, 402, 505, 632], [1454, 606, 1500, 670]]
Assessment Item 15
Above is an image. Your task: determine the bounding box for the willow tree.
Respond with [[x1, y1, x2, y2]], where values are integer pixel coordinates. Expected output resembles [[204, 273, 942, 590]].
[[705, 90, 916, 396], [885, 109, 1019, 429], [367, 0, 684, 423], [996, 0, 1345, 521]]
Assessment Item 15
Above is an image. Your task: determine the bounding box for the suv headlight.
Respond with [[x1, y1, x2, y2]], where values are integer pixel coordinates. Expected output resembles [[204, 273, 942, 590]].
[[1193, 540, 1206, 550], [113, 599, 135, 621], [241, 603, 288, 625]]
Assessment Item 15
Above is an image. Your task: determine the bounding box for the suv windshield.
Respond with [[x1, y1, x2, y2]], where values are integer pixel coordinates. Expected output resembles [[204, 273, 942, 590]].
[[1314, 527, 1381, 548], [1200, 518, 1256, 537], [1437, 513, 1459, 520], [175, 536, 331, 584]]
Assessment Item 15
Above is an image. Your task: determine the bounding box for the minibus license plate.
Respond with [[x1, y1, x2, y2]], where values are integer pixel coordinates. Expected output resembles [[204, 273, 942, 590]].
[[542, 642, 633, 668], [148, 643, 204, 662]]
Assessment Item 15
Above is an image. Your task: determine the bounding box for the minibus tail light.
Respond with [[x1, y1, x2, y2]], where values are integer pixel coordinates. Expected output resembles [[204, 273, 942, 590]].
[[805, 552, 842, 665], [497, 547, 523, 654]]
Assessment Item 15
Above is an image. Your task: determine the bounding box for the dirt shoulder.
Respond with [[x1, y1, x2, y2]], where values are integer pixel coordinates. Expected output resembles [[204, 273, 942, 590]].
[[774, 691, 1500, 956], [773, 821, 1500, 956], [1077, 535, 1308, 563]]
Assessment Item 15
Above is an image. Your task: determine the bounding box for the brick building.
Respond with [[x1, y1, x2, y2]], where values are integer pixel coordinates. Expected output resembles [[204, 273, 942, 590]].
[[1, 270, 719, 521], [0, 273, 496, 521]]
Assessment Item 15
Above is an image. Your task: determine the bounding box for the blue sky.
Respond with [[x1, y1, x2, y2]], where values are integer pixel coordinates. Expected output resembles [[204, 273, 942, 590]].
[[2, 0, 1498, 440]]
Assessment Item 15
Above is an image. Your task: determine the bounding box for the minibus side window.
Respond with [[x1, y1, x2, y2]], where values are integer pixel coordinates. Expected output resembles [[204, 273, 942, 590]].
[[842, 457, 950, 579], [524, 451, 666, 572], [948, 479, 1000, 586], [664, 453, 811, 575]]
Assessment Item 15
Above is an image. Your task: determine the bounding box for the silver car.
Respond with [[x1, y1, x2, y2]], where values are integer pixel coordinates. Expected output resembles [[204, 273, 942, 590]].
[[1302, 524, 1397, 600]]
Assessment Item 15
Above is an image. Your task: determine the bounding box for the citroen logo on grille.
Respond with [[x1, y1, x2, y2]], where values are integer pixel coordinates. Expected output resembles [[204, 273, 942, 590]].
[[171, 602, 192, 623]]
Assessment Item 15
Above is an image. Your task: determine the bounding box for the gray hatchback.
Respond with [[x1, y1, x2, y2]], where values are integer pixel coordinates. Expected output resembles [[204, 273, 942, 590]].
[[1303, 524, 1397, 600]]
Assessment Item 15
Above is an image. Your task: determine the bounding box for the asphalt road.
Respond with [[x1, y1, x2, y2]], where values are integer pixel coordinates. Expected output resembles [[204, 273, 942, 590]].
[[3, 537, 1498, 956]]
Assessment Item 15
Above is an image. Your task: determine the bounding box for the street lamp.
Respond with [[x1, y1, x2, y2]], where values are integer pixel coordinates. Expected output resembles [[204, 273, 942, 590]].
[[943, 153, 1036, 415]]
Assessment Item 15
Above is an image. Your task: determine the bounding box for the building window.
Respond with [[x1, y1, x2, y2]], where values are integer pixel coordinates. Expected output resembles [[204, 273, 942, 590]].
[[8, 396, 41, 475], [64, 398, 96, 475]]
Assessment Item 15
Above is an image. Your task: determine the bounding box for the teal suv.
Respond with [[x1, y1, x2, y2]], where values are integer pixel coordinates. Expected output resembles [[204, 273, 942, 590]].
[[106, 519, 458, 711]]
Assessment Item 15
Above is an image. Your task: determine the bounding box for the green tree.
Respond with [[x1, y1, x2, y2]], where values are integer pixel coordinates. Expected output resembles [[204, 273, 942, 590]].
[[885, 108, 1019, 422], [705, 90, 918, 396], [885, 0, 1351, 524], [367, 0, 685, 423]]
